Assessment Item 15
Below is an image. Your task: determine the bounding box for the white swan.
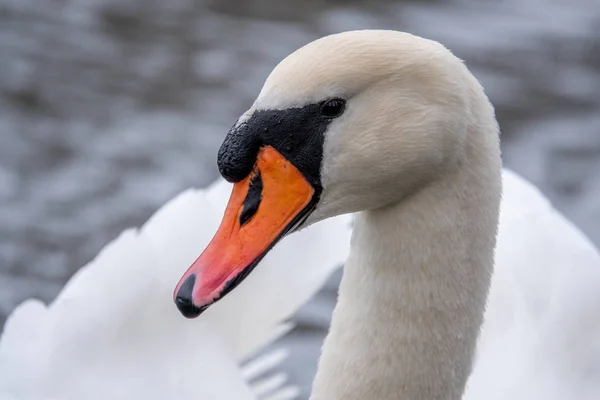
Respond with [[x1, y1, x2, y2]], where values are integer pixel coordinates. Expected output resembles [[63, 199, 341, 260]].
[[1, 29, 599, 400], [168, 30, 600, 400], [0, 179, 353, 400]]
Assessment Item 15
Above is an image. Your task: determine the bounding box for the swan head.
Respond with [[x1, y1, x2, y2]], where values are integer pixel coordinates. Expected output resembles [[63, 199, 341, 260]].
[[174, 30, 494, 318]]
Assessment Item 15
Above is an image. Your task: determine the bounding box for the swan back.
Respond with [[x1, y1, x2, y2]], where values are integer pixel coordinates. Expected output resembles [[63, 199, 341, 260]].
[[465, 170, 600, 400]]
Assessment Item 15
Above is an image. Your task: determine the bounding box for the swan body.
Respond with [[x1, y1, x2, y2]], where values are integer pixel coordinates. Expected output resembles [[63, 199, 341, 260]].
[[0, 179, 352, 400], [1, 168, 597, 400]]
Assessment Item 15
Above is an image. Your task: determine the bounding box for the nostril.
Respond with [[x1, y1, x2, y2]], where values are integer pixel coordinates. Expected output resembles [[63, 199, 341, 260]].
[[174, 274, 208, 319], [240, 171, 263, 226]]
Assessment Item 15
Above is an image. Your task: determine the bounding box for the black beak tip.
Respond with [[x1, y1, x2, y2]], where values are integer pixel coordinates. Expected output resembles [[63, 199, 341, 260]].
[[175, 296, 206, 319], [174, 274, 209, 319]]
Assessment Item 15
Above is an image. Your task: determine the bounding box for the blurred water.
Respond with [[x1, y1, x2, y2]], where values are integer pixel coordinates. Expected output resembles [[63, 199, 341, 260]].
[[1, 0, 600, 397]]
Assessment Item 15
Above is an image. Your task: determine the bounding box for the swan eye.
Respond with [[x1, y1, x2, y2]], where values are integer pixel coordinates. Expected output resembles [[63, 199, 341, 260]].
[[320, 98, 346, 118]]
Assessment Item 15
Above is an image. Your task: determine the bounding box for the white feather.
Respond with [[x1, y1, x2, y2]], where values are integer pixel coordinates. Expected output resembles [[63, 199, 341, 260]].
[[464, 170, 600, 400], [0, 179, 352, 400], [1, 168, 598, 400]]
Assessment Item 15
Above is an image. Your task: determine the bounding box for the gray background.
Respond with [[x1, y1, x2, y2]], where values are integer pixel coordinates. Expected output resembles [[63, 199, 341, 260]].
[[1, 0, 600, 398]]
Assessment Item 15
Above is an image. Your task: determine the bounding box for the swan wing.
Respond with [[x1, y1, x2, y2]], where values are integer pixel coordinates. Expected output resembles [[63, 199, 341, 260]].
[[0, 179, 352, 400]]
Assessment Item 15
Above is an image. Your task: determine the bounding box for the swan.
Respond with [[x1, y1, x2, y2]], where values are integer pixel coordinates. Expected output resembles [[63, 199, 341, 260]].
[[0, 179, 353, 400], [171, 30, 600, 400], [1, 29, 598, 400]]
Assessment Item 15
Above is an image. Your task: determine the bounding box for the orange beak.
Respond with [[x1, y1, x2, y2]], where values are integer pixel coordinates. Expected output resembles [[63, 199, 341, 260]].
[[173, 146, 315, 318]]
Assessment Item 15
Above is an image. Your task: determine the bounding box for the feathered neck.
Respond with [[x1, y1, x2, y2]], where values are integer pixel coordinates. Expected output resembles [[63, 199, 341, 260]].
[[309, 107, 502, 400]]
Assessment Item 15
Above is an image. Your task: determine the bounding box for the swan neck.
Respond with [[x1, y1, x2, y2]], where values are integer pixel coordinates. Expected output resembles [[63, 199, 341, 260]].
[[310, 133, 501, 400]]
